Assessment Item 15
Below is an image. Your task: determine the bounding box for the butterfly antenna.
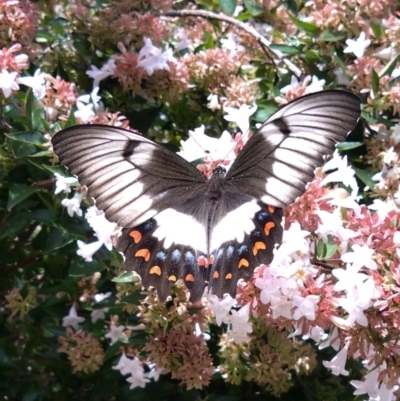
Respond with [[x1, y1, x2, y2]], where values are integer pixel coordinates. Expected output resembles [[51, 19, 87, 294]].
[[187, 128, 215, 163]]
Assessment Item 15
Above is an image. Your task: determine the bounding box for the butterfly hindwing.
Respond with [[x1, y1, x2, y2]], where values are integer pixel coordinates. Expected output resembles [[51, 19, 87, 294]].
[[225, 90, 361, 207], [117, 210, 208, 302], [208, 200, 283, 297]]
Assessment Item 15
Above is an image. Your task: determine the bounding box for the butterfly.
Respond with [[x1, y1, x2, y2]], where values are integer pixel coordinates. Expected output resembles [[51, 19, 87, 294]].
[[52, 90, 361, 302]]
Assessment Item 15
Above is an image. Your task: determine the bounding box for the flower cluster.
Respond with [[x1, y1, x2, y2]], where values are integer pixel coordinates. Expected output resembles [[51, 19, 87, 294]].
[[58, 328, 105, 374]]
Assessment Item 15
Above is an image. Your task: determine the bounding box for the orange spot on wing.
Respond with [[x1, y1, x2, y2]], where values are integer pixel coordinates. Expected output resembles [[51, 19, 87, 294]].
[[129, 230, 142, 243], [213, 271, 219, 279], [185, 274, 195, 282], [149, 265, 161, 275], [268, 206, 275, 213], [253, 241, 266, 255], [168, 275, 177, 281], [264, 221, 275, 235], [225, 273, 232, 279], [209, 255, 215, 265], [238, 258, 249, 268], [135, 248, 150, 261], [198, 256, 208, 267]]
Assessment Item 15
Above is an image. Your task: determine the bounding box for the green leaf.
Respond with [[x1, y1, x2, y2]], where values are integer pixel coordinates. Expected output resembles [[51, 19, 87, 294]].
[[244, 0, 264, 15], [9, 140, 37, 158], [269, 44, 301, 55], [318, 30, 345, 42], [254, 101, 278, 122], [112, 271, 136, 283], [219, 0, 237, 15], [69, 259, 106, 277], [336, 141, 364, 151], [0, 214, 28, 239], [125, 106, 162, 134], [289, 14, 319, 35], [371, 68, 380, 95], [43, 228, 75, 252], [19, 209, 56, 223], [5, 131, 46, 145], [379, 54, 400, 78], [370, 22, 382, 40], [7, 184, 36, 210], [25, 89, 44, 131], [354, 167, 377, 191]]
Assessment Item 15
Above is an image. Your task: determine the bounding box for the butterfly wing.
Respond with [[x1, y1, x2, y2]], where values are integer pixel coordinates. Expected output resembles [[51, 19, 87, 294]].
[[224, 90, 361, 207], [207, 194, 283, 298], [52, 125, 207, 227], [207, 90, 360, 297], [52, 125, 210, 301]]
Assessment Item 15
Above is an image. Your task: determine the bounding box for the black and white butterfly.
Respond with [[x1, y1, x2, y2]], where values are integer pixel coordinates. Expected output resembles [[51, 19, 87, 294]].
[[52, 90, 360, 302]]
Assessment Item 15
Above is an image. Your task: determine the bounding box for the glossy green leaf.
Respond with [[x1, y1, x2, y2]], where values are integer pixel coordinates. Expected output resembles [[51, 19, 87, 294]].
[[336, 141, 364, 151], [5, 131, 46, 145], [269, 44, 301, 55], [218, 0, 237, 15], [69, 259, 106, 277], [7, 184, 36, 210], [371, 68, 380, 95], [289, 14, 319, 35], [354, 167, 377, 191], [244, 0, 263, 15], [25, 90, 44, 131]]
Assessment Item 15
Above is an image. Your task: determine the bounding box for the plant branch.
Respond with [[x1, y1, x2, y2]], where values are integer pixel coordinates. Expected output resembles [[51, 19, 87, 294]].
[[161, 9, 304, 78]]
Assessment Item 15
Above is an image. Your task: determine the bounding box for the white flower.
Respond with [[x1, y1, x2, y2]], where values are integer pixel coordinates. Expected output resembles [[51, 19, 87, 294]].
[[113, 353, 150, 389], [62, 305, 85, 330], [91, 309, 106, 323], [77, 240, 103, 262], [105, 323, 125, 344], [333, 68, 350, 86], [178, 125, 235, 162], [292, 295, 320, 320], [207, 293, 235, 326], [91, 292, 111, 323], [138, 37, 176, 76], [61, 192, 85, 217], [270, 296, 293, 320], [280, 75, 300, 94], [304, 75, 325, 94], [86, 58, 116, 87], [351, 368, 380, 398], [322, 153, 359, 197], [221, 33, 241, 51], [175, 30, 192, 51], [343, 32, 371, 59], [207, 93, 220, 111], [317, 209, 359, 244], [54, 173, 77, 194], [74, 101, 95, 123], [85, 206, 117, 250], [17, 69, 46, 99], [337, 278, 377, 327], [77, 86, 103, 112], [322, 346, 349, 376], [0, 69, 19, 98], [332, 263, 368, 292], [319, 327, 341, 351], [223, 104, 257, 135], [224, 303, 252, 343], [194, 322, 211, 341], [341, 244, 377, 270]]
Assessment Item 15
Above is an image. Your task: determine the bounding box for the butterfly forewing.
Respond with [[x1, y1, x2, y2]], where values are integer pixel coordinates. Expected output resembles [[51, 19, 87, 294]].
[[225, 90, 361, 207], [52, 125, 207, 228]]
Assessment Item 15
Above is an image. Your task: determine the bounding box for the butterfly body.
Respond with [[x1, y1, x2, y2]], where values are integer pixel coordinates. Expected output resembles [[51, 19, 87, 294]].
[[52, 90, 361, 302]]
